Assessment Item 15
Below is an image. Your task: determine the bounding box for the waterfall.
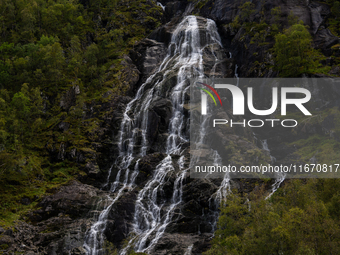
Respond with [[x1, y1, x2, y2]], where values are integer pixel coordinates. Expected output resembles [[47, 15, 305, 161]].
[[266, 175, 285, 200], [261, 139, 276, 164], [157, 2, 165, 10], [207, 152, 230, 233], [84, 15, 231, 254], [121, 15, 227, 254], [184, 244, 194, 255], [130, 156, 187, 253], [83, 159, 140, 255], [261, 139, 286, 199], [234, 63, 239, 87]]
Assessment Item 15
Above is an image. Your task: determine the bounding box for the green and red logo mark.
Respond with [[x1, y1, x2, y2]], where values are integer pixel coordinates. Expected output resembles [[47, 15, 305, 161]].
[[196, 82, 222, 107]]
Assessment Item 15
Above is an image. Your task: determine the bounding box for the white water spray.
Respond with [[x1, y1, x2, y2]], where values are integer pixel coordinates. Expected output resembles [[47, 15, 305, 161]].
[[261, 139, 286, 199], [85, 15, 232, 255]]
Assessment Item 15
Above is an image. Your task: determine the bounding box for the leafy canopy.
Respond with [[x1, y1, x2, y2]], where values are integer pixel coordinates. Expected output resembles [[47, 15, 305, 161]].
[[274, 21, 321, 77]]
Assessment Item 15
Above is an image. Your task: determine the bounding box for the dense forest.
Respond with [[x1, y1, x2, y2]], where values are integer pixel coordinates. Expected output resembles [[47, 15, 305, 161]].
[[1, 0, 340, 254], [0, 0, 162, 227]]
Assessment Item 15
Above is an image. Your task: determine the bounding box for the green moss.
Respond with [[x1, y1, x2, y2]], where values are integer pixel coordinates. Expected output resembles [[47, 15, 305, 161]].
[[195, 0, 209, 9], [0, 244, 9, 250]]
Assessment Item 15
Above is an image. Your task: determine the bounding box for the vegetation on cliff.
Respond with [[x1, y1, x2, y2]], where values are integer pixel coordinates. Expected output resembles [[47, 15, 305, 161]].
[[274, 22, 324, 77], [0, 0, 162, 226], [1, 0, 340, 254], [205, 179, 340, 255], [200, 1, 340, 254]]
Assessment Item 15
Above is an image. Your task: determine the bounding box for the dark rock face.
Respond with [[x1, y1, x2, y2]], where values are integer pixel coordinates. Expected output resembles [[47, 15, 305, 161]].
[[153, 233, 212, 255], [150, 97, 173, 131], [3, 181, 106, 255], [60, 85, 80, 111], [314, 27, 340, 56], [119, 55, 141, 94], [197, 0, 338, 78], [130, 38, 167, 87], [135, 153, 167, 185], [105, 190, 138, 247], [32, 181, 102, 221]]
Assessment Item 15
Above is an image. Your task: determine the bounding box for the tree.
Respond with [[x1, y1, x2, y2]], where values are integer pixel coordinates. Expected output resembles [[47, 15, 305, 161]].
[[204, 180, 340, 255], [331, 1, 340, 17], [239, 2, 255, 22], [274, 21, 321, 77]]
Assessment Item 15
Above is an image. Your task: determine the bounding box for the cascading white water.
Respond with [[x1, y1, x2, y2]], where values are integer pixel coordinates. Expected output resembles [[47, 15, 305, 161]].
[[235, 63, 239, 87], [261, 139, 286, 199], [121, 16, 208, 254], [84, 15, 232, 255], [157, 2, 165, 10], [83, 17, 181, 251], [261, 139, 269, 151], [131, 155, 175, 251], [129, 155, 188, 253], [206, 151, 230, 233], [120, 15, 231, 254], [261, 139, 276, 164], [184, 244, 194, 255], [83, 195, 114, 255], [266, 174, 285, 200], [83, 159, 141, 255]]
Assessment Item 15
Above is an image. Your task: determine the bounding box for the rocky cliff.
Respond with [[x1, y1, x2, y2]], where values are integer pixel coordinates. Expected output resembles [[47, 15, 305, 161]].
[[1, 0, 340, 254]]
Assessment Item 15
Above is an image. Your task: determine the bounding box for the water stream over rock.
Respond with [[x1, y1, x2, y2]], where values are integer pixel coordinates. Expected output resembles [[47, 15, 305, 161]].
[[83, 15, 232, 255], [82, 12, 288, 252]]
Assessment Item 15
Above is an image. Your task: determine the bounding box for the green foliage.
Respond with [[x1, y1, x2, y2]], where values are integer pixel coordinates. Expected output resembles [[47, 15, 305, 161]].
[[228, 3, 331, 77], [228, 15, 241, 31], [287, 11, 300, 27], [293, 134, 340, 162], [274, 22, 322, 77], [271, 7, 282, 33], [0, 0, 162, 226], [195, 0, 209, 9], [327, 1, 340, 36], [205, 180, 340, 255], [104, 240, 118, 255], [239, 2, 255, 21], [228, 1, 256, 32], [0, 0, 162, 94]]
